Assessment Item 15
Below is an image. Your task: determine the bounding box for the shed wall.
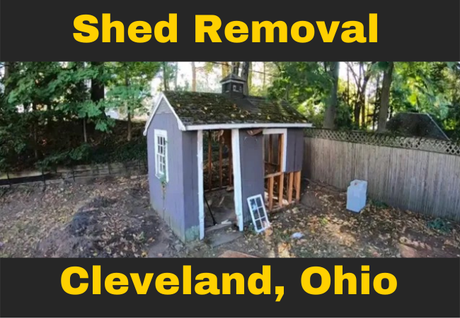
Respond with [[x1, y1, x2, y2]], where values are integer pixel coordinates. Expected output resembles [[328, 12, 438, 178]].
[[286, 128, 304, 172], [182, 131, 200, 240], [239, 130, 265, 224], [147, 99, 186, 240]]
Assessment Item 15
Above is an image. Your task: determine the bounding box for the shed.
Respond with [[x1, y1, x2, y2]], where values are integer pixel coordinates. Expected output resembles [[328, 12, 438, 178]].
[[144, 74, 311, 242]]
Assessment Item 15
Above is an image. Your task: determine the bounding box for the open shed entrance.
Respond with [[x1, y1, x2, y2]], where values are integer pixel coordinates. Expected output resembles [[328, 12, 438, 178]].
[[202, 130, 237, 229], [263, 129, 301, 211]]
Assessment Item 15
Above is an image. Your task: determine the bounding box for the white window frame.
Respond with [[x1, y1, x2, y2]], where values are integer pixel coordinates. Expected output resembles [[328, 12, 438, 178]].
[[263, 128, 287, 172], [247, 194, 270, 233], [154, 129, 168, 183]]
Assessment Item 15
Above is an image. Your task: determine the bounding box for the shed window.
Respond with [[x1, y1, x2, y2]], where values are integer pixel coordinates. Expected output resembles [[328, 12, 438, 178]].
[[247, 194, 270, 233], [154, 129, 168, 182]]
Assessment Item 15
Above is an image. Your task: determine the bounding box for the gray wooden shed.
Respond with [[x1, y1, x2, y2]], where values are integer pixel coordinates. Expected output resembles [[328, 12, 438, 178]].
[[143, 74, 311, 242]]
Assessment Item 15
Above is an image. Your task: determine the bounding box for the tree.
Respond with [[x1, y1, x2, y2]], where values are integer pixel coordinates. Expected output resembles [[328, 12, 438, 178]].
[[269, 62, 338, 127], [346, 62, 376, 128], [105, 62, 161, 141], [90, 62, 106, 103], [323, 62, 339, 129], [241, 62, 251, 95], [377, 62, 394, 132], [191, 62, 197, 92], [232, 62, 240, 75]]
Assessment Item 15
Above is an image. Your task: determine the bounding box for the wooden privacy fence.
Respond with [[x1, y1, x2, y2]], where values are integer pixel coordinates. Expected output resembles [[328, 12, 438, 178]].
[[303, 129, 460, 220]]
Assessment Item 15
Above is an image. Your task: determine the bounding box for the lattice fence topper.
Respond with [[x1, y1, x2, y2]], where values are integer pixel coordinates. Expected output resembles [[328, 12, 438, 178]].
[[304, 128, 460, 157]]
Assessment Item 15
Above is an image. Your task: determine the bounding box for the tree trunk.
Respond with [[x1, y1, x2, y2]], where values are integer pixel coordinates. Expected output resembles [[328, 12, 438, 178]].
[[4, 62, 10, 80], [162, 62, 169, 91], [32, 103, 38, 159], [263, 62, 266, 93], [3, 62, 15, 94], [83, 118, 87, 143], [125, 67, 132, 141], [357, 70, 372, 128], [191, 62, 197, 92], [373, 74, 381, 131], [323, 62, 339, 129], [232, 62, 240, 75], [127, 111, 132, 141], [346, 66, 350, 106], [174, 62, 178, 89], [91, 62, 105, 102], [377, 62, 394, 132], [221, 62, 230, 78], [241, 62, 250, 95]]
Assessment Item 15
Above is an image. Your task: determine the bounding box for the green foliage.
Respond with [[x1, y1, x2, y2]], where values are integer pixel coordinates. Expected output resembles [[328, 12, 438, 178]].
[[0, 61, 157, 171], [371, 199, 389, 209], [269, 62, 352, 129], [269, 62, 332, 124], [427, 218, 452, 233], [3, 60, 460, 176], [35, 143, 91, 171], [268, 61, 460, 135], [104, 62, 161, 118]]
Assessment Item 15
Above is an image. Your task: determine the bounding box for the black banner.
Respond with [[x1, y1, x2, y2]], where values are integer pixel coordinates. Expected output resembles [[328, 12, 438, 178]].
[[0, 0, 460, 61], [0, 258, 459, 317]]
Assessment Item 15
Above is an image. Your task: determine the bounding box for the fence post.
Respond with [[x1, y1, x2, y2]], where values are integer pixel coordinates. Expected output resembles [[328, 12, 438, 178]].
[[6, 171, 11, 188], [41, 169, 47, 191]]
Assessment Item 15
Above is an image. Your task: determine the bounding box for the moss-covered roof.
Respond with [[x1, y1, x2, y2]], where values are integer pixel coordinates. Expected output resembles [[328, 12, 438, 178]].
[[163, 91, 308, 126]]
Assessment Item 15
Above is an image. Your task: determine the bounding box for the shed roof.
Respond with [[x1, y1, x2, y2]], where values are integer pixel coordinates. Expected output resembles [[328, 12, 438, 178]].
[[220, 73, 246, 83], [144, 91, 311, 134]]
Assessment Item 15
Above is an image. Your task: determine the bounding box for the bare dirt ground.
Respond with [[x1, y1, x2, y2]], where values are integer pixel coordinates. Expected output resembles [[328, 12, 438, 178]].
[[0, 176, 459, 258]]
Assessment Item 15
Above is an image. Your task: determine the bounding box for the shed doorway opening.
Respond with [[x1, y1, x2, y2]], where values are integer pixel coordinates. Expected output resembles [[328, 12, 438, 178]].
[[263, 129, 286, 211], [263, 129, 301, 212], [202, 130, 237, 229]]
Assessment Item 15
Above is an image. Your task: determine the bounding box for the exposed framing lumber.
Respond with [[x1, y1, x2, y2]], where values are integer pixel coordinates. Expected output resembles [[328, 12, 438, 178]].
[[204, 186, 228, 193], [208, 131, 212, 190], [247, 128, 263, 136], [219, 142, 223, 188], [287, 172, 294, 203], [228, 134, 233, 187], [264, 171, 283, 179], [277, 134, 285, 208], [268, 176, 274, 211], [263, 129, 287, 172], [278, 173, 284, 208], [295, 171, 302, 202]]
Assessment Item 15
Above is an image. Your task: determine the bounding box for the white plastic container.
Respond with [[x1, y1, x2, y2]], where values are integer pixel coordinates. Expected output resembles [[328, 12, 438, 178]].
[[346, 180, 367, 213]]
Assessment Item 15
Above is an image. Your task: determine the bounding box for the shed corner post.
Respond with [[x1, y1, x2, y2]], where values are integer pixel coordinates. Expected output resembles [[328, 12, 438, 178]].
[[231, 129, 244, 231], [197, 130, 205, 240]]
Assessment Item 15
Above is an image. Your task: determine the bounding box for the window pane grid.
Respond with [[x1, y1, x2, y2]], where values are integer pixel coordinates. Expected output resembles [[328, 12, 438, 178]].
[[247, 195, 270, 233], [155, 132, 168, 180]]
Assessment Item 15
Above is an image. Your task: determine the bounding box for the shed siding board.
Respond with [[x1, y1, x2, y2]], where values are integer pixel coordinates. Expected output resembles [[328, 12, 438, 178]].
[[147, 101, 186, 241], [239, 130, 265, 224], [286, 129, 304, 172], [156, 101, 172, 115], [182, 131, 199, 240], [285, 130, 296, 172]]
